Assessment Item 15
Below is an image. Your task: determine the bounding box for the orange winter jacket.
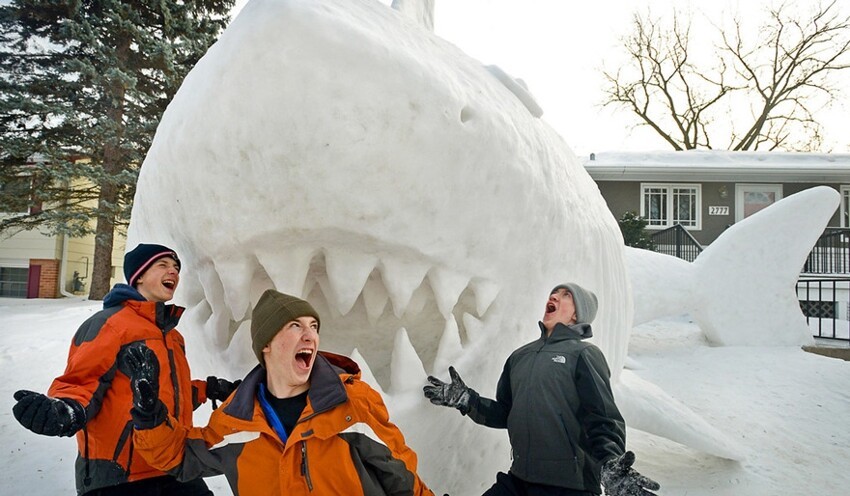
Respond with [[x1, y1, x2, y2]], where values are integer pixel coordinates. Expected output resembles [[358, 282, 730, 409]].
[[47, 284, 207, 495], [134, 352, 435, 496]]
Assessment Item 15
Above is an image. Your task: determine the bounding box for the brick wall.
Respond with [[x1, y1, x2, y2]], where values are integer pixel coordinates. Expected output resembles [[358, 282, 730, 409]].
[[30, 259, 60, 298]]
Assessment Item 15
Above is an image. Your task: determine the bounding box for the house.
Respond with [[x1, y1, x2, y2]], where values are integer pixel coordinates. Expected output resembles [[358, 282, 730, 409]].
[[0, 166, 127, 298], [583, 150, 850, 246]]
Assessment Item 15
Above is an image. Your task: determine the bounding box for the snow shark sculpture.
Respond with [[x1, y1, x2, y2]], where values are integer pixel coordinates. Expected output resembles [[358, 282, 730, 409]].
[[126, 0, 838, 492]]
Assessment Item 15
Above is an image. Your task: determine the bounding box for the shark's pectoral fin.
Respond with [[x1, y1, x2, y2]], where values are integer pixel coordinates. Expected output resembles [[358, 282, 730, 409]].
[[614, 370, 747, 461]]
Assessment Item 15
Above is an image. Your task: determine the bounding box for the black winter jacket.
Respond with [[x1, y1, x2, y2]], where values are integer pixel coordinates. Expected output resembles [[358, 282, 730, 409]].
[[466, 321, 625, 493]]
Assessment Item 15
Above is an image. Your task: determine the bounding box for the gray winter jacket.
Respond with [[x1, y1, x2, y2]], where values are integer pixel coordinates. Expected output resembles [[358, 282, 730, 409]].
[[466, 321, 625, 493]]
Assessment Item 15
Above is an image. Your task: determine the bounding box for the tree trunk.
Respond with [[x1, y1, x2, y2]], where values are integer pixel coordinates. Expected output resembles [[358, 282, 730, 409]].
[[88, 37, 130, 300], [88, 189, 116, 300]]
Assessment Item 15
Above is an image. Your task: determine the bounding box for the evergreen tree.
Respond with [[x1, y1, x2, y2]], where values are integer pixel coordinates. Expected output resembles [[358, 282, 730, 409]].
[[618, 211, 655, 250], [0, 0, 233, 299]]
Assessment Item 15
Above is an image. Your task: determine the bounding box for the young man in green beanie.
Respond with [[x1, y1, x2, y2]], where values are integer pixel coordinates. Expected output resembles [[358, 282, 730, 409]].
[[424, 283, 660, 496], [126, 289, 436, 496]]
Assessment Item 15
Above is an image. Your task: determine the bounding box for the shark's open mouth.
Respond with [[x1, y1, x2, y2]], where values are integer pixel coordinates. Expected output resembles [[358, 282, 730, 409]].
[[196, 242, 500, 392]]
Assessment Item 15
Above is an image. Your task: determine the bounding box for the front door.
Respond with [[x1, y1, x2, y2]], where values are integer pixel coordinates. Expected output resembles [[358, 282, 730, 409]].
[[735, 184, 783, 223]]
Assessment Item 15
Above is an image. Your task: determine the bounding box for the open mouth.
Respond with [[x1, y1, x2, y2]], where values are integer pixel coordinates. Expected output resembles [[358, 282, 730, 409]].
[[295, 349, 313, 369], [194, 244, 500, 393], [546, 302, 556, 313], [163, 280, 176, 290]]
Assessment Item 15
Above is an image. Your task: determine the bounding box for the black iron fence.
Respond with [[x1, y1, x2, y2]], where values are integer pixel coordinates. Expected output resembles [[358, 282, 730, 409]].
[[797, 277, 850, 343], [803, 227, 850, 274], [649, 224, 703, 262]]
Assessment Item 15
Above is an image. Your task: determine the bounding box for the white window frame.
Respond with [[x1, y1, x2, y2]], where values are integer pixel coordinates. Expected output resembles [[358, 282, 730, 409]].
[[734, 184, 783, 223], [640, 183, 702, 230], [841, 185, 850, 228]]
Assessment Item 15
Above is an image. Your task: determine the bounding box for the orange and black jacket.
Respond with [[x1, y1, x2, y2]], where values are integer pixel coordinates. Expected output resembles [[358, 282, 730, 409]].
[[133, 351, 435, 496], [47, 284, 208, 495]]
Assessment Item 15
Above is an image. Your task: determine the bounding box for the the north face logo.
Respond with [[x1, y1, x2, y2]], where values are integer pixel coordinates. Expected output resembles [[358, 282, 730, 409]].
[[551, 355, 566, 364]]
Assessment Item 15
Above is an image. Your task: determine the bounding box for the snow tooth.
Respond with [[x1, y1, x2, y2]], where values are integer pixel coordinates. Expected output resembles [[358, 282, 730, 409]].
[[350, 348, 383, 395], [462, 312, 484, 343], [379, 258, 429, 318], [198, 263, 232, 324], [361, 275, 389, 325], [428, 267, 469, 317], [324, 248, 377, 315], [255, 246, 316, 297], [389, 327, 427, 395], [213, 256, 256, 322], [406, 285, 429, 316], [433, 315, 463, 374], [204, 308, 233, 350], [470, 278, 500, 317]]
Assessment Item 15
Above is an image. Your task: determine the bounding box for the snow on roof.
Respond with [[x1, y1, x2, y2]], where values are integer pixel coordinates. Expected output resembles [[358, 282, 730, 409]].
[[583, 150, 850, 183]]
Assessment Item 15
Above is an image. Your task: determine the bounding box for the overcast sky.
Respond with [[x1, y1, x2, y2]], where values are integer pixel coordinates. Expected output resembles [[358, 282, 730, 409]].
[[229, 0, 850, 156]]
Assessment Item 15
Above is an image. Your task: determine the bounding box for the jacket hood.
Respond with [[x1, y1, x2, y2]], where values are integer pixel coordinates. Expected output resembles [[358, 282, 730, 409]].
[[538, 321, 593, 340], [102, 283, 146, 308]]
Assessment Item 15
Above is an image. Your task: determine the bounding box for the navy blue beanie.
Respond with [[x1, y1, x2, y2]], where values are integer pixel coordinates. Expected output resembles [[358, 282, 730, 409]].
[[124, 243, 180, 287]]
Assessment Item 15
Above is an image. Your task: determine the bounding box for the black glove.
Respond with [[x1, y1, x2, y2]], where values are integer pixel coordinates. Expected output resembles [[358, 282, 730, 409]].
[[423, 366, 472, 414], [206, 376, 241, 403], [121, 342, 166, 428], [601, 451, 660, 496], [12, 390, 85, 437]]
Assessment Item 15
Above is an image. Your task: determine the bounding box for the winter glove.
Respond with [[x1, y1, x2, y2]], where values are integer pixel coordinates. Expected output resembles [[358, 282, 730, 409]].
[[601, 451, 660, 496], [206, 376, 241, 404], [121, 342, 167, 429], [12, 390, 85, 437], [423, 366, 472, 414]]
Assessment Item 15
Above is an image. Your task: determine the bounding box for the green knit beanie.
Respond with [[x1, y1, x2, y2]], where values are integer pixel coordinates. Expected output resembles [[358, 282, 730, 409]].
[[251, 289, 321, 366]]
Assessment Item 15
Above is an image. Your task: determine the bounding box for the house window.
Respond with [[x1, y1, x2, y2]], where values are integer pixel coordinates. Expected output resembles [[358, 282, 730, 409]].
[[841, 186, 850, 228], [641, 183, 701, 229], [0, 175, 37, 214], [0, 267, 28, 298]]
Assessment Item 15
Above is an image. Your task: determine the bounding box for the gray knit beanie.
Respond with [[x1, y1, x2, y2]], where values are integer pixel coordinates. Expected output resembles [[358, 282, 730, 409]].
[[550, 283, 598, 324], [251, 289, 321, 366]]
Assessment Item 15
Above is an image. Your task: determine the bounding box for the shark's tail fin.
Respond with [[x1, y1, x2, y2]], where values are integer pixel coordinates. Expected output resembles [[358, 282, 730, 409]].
[[691, 186, 839, 346], [629, 186, 839, 346]]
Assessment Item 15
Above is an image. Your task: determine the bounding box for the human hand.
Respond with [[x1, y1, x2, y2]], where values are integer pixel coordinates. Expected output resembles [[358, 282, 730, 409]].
[[601, 451, 660, 496], [423, 366, 471, 413], [13, 390, 84, 437], [206, 376, 241, 403]]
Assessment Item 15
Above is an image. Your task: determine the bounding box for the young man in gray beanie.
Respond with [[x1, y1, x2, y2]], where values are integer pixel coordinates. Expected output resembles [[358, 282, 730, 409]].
[[126, 289, 436, 495], [424, 283, 659, 496]]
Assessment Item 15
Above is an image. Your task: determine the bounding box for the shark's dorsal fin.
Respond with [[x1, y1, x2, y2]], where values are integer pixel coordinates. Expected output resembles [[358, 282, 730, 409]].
[[391, 0, 434, 31]]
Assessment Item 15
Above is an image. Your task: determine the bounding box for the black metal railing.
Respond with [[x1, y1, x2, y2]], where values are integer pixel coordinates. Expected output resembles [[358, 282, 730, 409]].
[[797, 277, 850, 343], [650, 224, 703, 262], [803, 227, 850, 274]]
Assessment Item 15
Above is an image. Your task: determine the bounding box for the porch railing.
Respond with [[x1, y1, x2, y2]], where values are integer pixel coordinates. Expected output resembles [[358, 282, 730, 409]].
[[650, 224, 703, 262], [803, 227, 850, 274], [797, 276, 850, 343]]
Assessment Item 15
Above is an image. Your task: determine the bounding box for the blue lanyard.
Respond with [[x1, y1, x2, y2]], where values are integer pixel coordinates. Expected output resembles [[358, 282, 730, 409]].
[[258, 383, 289, 445]]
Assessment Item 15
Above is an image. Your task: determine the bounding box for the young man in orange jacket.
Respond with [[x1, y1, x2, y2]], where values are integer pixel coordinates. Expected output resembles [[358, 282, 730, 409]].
[[126, 289, 436, 496], [12, 243, 239, 496]]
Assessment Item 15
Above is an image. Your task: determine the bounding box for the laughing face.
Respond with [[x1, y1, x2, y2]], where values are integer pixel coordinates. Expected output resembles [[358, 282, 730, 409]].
[[542, 288, 576, 332], [263, 316, 320, 398], [135, 256, 180, 303]]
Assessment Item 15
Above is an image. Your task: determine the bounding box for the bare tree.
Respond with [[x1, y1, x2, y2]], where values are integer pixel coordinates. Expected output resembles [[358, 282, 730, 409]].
[[602, 1, 850, 151]]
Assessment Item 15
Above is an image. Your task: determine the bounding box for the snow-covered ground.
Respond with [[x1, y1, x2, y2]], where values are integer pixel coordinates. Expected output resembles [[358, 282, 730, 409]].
[[3, 296, 850, 495]]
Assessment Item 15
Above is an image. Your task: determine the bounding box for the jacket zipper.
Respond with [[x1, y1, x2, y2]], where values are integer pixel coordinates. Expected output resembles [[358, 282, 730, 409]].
[[301, 441, 313, 491]]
